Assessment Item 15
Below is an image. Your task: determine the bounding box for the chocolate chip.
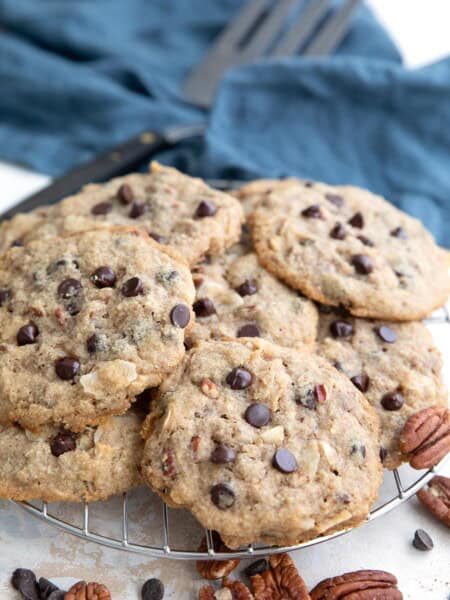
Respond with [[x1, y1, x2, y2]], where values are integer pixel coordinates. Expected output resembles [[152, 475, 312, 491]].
[[0, 289, 10, 306], [272, 449, 297, 473], [91, 266, 116, 288], [17, 322, 39, 346], [296, 388, 317, 410], [195, 200, 217, 218], [413, 529, 434, 551], [330, 223, 347, 240], [211, 444, 237, 464], [55, 357, 80, 380], [237, 324, 261, 338], [141, 578, 165, 600], [350, 373, 369, 392], [117, 183, 134, 205], [91, 202, 113, 215], [350, 443, 366, 458], [357, 235, 375, 247], [57, 278, 81, 299], [149, 232, 168, 244], [11, 238, 23, 247], [170, 304, 190, 328], [11, 569, 40, 600], [86, 334, 98, 353], [379, 447, 388, 462], [301, 204, 323, 219], [50, 432, 77, 457], [226, 367, 252, 390], [38, 577, 65, 599], [348, 212, 364, 228], [329, 320, 353, 338], [351, 254, 373, 274], [374, 325, 397, 343], [193, 297, 215, 317], [381, 391, 404, 411], [129, 202, 149, 218], [244, 559, 268, 578], [244, 403, 271, 428], [391, 226, 408, 239], [210, 483, 235, 509], [122, 277, 145, 297], [304, 181, 314, 188], [325, 193, 344, 208], [236, 279, 257, 296]]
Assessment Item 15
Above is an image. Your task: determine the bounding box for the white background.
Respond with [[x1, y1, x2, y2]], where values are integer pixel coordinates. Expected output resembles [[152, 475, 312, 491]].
[[0, 2, 449, 598]]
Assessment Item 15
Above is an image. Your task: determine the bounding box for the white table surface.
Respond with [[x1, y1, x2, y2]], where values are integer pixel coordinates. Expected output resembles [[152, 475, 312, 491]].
[[1, 2, 449, 598]]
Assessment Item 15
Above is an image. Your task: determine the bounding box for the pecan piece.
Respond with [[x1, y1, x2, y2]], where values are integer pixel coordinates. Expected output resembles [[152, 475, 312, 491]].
[[64, 581, 111, 600], [417, 475, 450, 527], [251, 553, 310, 599], [199, 586, 215, 600], [196, 531, 240, 580], [310, 569, 402, 599], [199, 579, 253, 600], [200, 378, 220, 399], [400, 407, 450, 469]]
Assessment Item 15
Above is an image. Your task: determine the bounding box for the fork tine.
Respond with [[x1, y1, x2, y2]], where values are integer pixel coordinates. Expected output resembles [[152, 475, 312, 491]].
[[303, 0, 361, 56], [271, 0, 330, 57], [214, 0, 272, 50]]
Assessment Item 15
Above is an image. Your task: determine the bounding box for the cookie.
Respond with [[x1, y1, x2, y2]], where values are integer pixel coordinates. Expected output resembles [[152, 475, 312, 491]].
[[141, 339, 382, 548], [0, 206, 54, 254], [0, 411, 143, 502], [248, 179, 450, 320], [0, 227, 195, 431], [0, 163, 244, 265], [189, 247, 318, 347], [316, 308, 447, 469]]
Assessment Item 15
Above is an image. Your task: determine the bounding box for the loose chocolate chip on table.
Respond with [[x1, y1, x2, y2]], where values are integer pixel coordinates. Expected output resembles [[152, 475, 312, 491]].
[[351, 254, 373, 274], [413, 529, 434, 551], [39, 576, 65, 599], [351, 373, 370, 393], [141, 578, 165, 600], [379, 447, 388, 462], [149, 232, 168, 244], [55, 356, 80, 380], [129, 202, 149, 219], [193, 297, 216, 317], [170, 304, 191, 328], [50, 432, 77, 457], [244, 403, 271, 428], [226, 367, 253, 390], [86, 334, 98, 353], [0, 289, 10, 306], [236, 279, 257, 296], [195, 200, 217, 218], [329, 320, 353, 338], [348, 212, 364, 228], [91, 266, 116, 289], [210, 483, 235, 509], [237, 324, 261, 338], [17, 322, 39, 346], [117, 183, 134, 205], [325, 193, 344, 207], [301, 204, 323, 219], [391, 226, 408, 239], [11, 568, 40, 600], [357, 235, 375, 247], [91, 201, 113, 215], [381, 391, 405, 411], [244, 558, 269, 578], [374, 325, 397, 343], [211, 444, 237, 464], [273, 449, 297, 473], [57, 278, 81, 298], [330, 223, 347, 240], [122, 277, 145, 297]]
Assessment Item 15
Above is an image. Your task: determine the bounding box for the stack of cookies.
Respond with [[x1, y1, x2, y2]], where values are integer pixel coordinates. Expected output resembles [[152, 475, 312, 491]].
[[0, 162, 448, 548]]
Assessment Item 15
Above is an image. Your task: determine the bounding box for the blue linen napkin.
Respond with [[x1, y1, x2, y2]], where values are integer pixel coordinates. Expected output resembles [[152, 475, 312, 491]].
[[0, 1, 448, 246]]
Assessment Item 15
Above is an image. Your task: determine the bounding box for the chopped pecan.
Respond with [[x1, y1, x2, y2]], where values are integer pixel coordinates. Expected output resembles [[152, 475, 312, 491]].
[[417, 475, 450, 528], [400, 407, 450, 469], [200, 378, 220, 399], [191, 435, 200, 453], [196, 532, 240, 580], [64, 581, 111, 600], [251, 553, 310, 599], [310, 569, 402, 600], [199, 586, 216, 600], [199, 579, 253, 600]]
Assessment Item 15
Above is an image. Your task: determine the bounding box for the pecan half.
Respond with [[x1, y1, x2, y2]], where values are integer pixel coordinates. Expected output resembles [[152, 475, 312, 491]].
[[400, 407, 450, 469], [310, 569, 402, 599], [417, 475, 450, 527], [196, 532, 240, 580], [64, 581, 111, 600], [199, 578, 253, 600], [251, 553, 310, 599]]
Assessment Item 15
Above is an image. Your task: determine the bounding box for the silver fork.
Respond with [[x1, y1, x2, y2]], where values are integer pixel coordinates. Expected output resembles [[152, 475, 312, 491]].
[[183, 0, 361, 108]]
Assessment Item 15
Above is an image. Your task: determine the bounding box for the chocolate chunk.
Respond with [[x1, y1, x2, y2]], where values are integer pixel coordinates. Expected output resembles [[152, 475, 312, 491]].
[[0, 289, 10, 306], [329, 320, 353, 338], [381, 391, 404, 411], [301, 204, 323, 219], [237, 324, 261, 338], [193, 297, 216, 317], [195, 200, 217, 218], [211, 444, 237, 464], [50, 432, 77, 457], [57, 278, 81, 298], [244, 559, 268, 578], [244, 403, 271, 428], [351, 254, 373, 274], [357, 235, 375, 247], [374, 325, 397, 343], [391, 226, 408, 239], [210, 483, 235, 509], [348, 212, 364, 228], [350, 373, 369, 393], [226, 367, 252, 390], [170, 304, 190, 328], [54, 356, 80, 380], [91, 202, 113, 215], [330, 223, 347, 240], [413, 529, 434, 551], [117, 183, 134, 205], [236, 279, 257, 296], [325, 193, 344, 208], [122, 277, 145, 297], [91, 266, 116, 288], [149, 232, 168, 244], [379, 447, 388, 462], [11, 569, 40, 600], [86, 334, 98, 353], [272, 449, 297, 473], [350, 443, 366, 458], [129, 202, 149, 219], [142, 578, 165, 600], [17, 322, 39, 346]]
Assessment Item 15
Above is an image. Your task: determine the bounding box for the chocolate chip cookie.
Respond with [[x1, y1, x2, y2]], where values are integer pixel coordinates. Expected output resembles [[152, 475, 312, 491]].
[[0, 227, 195, 431], [0, 411, 143, 502], [316, 308, 447, 469], [141, 339, 382, 548], [248, 180, 450, 320]]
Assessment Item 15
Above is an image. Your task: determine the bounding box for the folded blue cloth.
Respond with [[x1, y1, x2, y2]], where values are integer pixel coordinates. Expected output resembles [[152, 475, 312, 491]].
[[0, 1, 448, 246]]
